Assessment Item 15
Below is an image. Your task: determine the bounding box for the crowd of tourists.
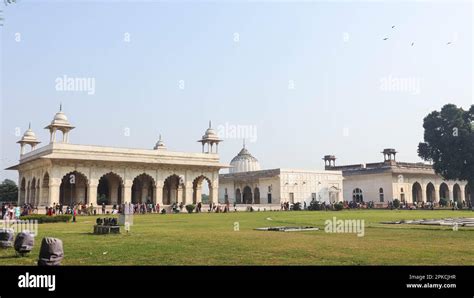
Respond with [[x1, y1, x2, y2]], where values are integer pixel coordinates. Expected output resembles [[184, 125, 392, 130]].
[[2, 197, 472, 218], [1, 203, 37, 220], [168, 201, 232, 213]]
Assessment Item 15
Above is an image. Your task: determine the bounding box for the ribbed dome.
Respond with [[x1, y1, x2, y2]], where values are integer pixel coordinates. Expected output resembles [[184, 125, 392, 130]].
[[230, 146, 261, 173], [51, 111, 70, 125], [54, 111, 68, 122], [23, 128, 36, 139], [18, 124, 41, 145], [153, 134, 167, 150], [45, 105, 75, 132], [201, 126, 220, 141]]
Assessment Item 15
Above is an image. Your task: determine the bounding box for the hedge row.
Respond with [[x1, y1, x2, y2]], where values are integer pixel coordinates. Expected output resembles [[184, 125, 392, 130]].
[[19, 214, 72, 223]]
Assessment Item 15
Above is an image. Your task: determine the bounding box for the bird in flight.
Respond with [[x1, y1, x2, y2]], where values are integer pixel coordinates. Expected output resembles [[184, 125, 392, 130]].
[[411, 42, 415, 46], [446, 42, 452, 45], [392, 25, 395, 29], [383, 37, 389, 40]]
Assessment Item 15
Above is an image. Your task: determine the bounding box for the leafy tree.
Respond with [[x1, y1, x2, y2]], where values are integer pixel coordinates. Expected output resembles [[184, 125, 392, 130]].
[[418, 104, 474, 207], [0, 179, 18, 202], [0, 0, 16, 26], [185, 204, 195, 214], [392, 199, 400, 209], [97, 194, 109, 205]]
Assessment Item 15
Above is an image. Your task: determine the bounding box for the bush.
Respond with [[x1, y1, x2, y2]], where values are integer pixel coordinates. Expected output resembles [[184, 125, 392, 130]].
[[308, 201, 323, 211], [97, 194, 109, 205], [161, 209, 166, 214], [334, 202, 343, 211], [439, 197, 448, 207], [456, 201, 463, 209], [292, 202, 302, 211], [19, 214, 72, 223], [392, 199, 400, 209], [185, 204, 195, 214]]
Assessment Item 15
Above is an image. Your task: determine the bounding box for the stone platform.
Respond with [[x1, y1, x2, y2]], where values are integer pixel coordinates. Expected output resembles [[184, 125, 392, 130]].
[[381, 217, 474, 227], [93, 225, 120, 234]]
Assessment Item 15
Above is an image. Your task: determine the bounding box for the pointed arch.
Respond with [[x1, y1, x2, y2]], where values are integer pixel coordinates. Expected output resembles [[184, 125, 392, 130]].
[[253, 187, 260, 204], [163, 174, 184, 205], [426, 182, 435, 202], [59, 171, 89, 206], [98, 172, 125, 205], [131, 173, 156, 204], [243, 186, 252, 204], [42, 172, 50, 206], [192, 175, 212, 204], [235, 188, 242, 204], [439, 183, 449, 201], [19, 177, 26, 204], [412, 182, 422, 203], [453, 184, 461, 202]]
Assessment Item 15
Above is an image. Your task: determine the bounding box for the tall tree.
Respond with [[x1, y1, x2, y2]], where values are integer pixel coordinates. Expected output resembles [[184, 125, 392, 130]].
[[418, 104, 474, 208], [0, 179, 18, 203], [0, 0, 16, 26]]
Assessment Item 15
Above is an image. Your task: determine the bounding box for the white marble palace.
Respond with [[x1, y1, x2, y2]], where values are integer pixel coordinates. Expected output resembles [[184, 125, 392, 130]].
[[218, 144, 344, 206], [7, 107, 228, 208], [324, 149, 471, 207]]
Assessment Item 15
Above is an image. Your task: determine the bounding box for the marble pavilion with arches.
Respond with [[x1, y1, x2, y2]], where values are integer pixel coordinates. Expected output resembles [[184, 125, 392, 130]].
[[7, 107, 228, 210]]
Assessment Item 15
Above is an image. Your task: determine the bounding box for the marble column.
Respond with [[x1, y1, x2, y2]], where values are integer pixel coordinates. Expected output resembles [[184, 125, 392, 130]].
[[209, 186, 218, 204], [434, 185, 440, 203], [185, 183, 193, 205], [88, 181, 98, 206], [155, 182, 163, 205], [123, 181, 133, 203], [49, 183, 60, 206], [460, 185, 466, 203]]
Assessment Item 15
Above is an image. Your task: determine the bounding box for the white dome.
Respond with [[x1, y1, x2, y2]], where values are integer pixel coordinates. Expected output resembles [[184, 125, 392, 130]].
[[50, 111, 71, 126], [198, 121, 222, 142], [153, 135, 167, 150], [54, 111, 68, 122], [202, 127, 217, 138], [23, 128, 36, 139], [230, 147, 261, 173], [18, 124, 40, 145], [45, 106, 75, 131]]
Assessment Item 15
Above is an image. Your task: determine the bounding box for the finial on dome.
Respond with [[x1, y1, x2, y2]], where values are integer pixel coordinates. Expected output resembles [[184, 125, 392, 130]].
[[230, 144, 260, 173], [45, 105, 75, 143], [209, 120, 212, 128], [17, 123, 41, 155], [154, 133, 167, 150]]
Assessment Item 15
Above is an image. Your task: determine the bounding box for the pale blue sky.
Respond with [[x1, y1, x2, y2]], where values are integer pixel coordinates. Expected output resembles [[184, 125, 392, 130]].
[[1, 0, 472, 181]]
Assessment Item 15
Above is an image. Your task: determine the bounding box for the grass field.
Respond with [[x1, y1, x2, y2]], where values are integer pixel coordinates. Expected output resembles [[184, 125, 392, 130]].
[[1, 210, 473, 265]]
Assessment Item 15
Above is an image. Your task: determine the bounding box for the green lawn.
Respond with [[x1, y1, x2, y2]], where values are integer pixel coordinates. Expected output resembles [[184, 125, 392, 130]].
[[1, 210, 473, 265]]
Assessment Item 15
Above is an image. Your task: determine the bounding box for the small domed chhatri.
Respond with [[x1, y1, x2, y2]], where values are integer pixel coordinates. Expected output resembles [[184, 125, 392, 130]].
[[197, 121, 222, 154], [52, 111, 68, 122], [153, 134, 167, 150], [22, 127, 37, 140], [229, 140, 261, 173], [44, 104, 75, 143], [17, 123, 41, 155]]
